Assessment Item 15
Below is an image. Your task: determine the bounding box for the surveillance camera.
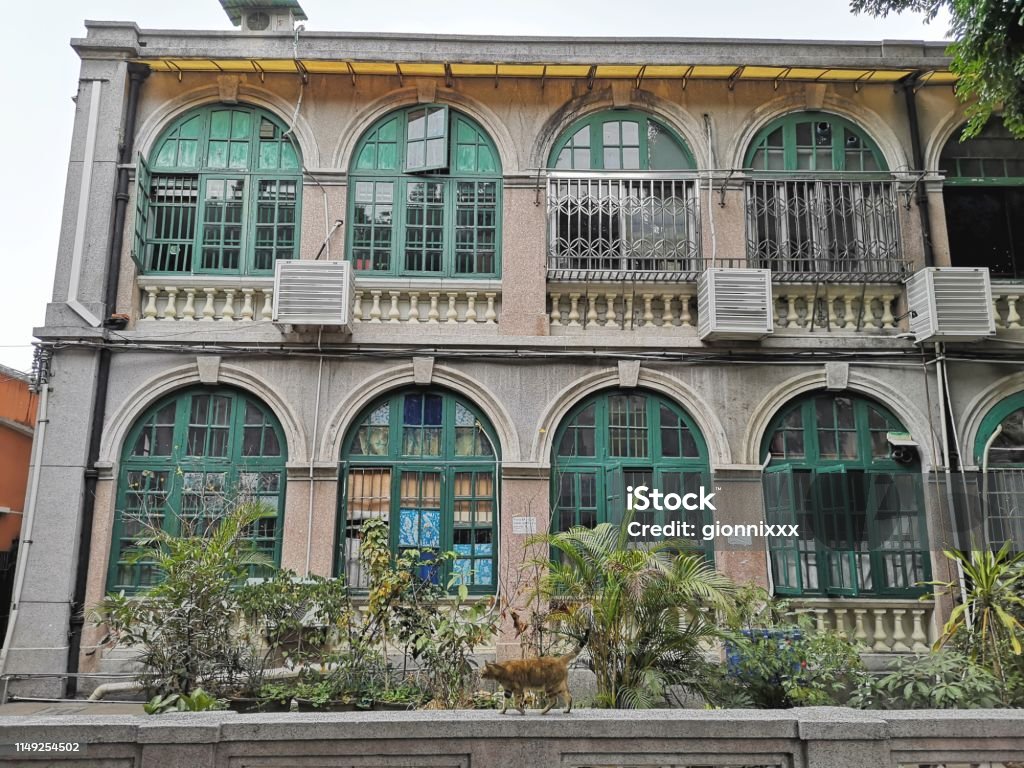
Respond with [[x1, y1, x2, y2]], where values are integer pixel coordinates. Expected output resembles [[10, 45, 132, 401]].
[[891, 445, 917, 465]]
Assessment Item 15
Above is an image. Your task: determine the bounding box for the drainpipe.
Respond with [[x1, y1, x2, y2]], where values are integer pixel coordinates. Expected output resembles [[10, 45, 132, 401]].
[[65, 62, 149, 698], [903, 74, 935, 268]]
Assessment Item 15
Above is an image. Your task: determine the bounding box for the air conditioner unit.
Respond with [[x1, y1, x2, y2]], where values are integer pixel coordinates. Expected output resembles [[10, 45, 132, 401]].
[[273, 260, 354, 331], [697, 268, 774, 341], [906, 267, 995, 343]]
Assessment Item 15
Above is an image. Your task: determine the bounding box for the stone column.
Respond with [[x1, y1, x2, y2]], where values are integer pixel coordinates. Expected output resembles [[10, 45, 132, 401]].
[[499, 186, 548, 336], [709, 467, 771, 590], [280, 463, 340, 577]]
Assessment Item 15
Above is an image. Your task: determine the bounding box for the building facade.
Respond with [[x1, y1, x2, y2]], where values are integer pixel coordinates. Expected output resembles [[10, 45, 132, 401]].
[[6, 1, 1024, 697]]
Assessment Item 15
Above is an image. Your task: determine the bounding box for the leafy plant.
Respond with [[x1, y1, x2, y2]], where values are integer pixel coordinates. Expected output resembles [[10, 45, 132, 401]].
[[851, 650, 1003, 709], [532, 520, 736, 708], [928, 543, 1024, 699], [143, 688, 226, 715], [851, 0, 1024, 138], [94, 501, 274, 698]]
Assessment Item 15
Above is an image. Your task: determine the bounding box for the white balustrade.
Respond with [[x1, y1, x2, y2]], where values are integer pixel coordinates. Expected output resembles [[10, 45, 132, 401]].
[[140, 282, 274, 322], [791, 599, 932, 654], [773, 285, 897, 331], [992, 285, 1024, 330], [548, 287, 697, 330], [350, 287, 499, 325]]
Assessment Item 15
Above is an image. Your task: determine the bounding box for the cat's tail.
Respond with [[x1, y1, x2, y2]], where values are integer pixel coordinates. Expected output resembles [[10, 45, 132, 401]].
[[559, 629, 590, 664]]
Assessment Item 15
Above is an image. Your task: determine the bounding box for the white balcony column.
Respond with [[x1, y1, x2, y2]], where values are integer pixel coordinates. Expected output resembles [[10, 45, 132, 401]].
[[181, 288, 197, 321], [427, 292, 440, 324], [369, 291, 382, 323], [641, 294, 655, 328], [661, 294, 675, 326], [466, 292, 478, 323], [785, 294, 798, 327], [352, 290, 363, 323], [408, 293, 421, 322], [162, 287, 179, 320], [484, 293, 497, 324], [853, 608, 869, 645], [201, 288, 217, 321], [1007, 295, 1022, 329], [880, 294, 895, 329], [240, 289, 255, 321], [843, 294, 857, 330], [586, 294, 598, 327], [812, 608, 829, 634], [604, 293, 618, 328], [910, 609, 929, 653], [567, 294, 581, 327], [624, 296, 634, 327], [142, 286, 159, 320], [549, 293, 562, 327], [833, 608, 849, 637], [260, 288, 274, 321], [445, 293, 459, 323], [872, 609, 890, 652], [994, 296, 1005, 329], [388, 291, 401, 323], [679, 295, 692, 328], [221, 289, 236, 321], [890, 609, 911, 653]]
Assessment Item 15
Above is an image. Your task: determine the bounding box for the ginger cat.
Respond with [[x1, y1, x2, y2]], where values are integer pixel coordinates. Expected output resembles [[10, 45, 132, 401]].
[[480, 632, 588, 715]]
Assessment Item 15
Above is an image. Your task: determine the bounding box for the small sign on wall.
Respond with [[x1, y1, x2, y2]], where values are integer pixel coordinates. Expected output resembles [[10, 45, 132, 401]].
[[512, 516, 537, 535]]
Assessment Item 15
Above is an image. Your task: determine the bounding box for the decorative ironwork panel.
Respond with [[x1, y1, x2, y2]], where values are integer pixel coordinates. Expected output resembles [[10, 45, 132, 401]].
[[745, 177, 907, 282], [547, 173, 702, 281]]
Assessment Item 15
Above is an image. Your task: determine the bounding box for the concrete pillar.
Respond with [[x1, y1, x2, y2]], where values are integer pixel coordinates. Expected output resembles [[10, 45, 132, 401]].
[[797, 708, 892, 768], [280, 464, 339, 577], [710, 467, 770, 590], [703, 184, 747, 268], [499, 186, 548, 336], [496, 468, 549, 660]]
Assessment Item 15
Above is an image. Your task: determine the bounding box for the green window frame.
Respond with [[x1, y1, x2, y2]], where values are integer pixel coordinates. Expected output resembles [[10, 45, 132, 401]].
[[974, 391, 1024, 550], [548, 110, 696, 170], [348, 106, 501, 278], [337, 389, 500, 594], [109, 387, 287, 593], [761, 393, 929, 598], [940, 121, 1024, 279], [744, 112, 887, 172], [133, 104, 302, 276], [550, 389, 713, 560]]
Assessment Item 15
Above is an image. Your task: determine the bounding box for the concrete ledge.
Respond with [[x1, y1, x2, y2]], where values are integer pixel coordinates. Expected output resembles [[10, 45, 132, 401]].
[[0, 709, 1020, 767]]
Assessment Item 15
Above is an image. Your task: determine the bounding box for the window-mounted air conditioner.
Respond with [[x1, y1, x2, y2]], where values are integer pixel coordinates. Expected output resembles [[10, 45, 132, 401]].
[[697, 268, 774, 341], [273, 260, 354, 332], [906, 267, 995, 343]]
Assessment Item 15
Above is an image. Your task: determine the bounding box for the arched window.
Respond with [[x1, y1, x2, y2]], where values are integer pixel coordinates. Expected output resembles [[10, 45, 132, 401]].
[[974, 391, 1024, 549], [338, 389, 499, 592], [134, 104, 301, 275], [549, 111, 695, 171], [109, 387, 287, 592], [550, 390, 712, 558], [761, 393, 928, 597], [546, 111, 700, 277], [744, 112, 902, 280], [940, 121, 1024, 278], [348, 106, 501, 277]]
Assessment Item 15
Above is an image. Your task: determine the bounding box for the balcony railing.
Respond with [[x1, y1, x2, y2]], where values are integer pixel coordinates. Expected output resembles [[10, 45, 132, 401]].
[[547, 172, 702, 282], [745, 176, 909, 282]]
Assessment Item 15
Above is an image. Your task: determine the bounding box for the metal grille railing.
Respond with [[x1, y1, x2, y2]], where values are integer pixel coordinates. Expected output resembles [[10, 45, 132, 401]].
[[745, 177, 907, 282], [547, 173, 702, 282]]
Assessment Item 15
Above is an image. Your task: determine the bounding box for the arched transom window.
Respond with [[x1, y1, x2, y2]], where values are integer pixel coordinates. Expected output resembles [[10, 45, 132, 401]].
[[339, 389, 499, 593], [134, 104, 302, 275], [348, 106, 501, 277], [110, 387, 286, 592], [761, 393, 928, 597]]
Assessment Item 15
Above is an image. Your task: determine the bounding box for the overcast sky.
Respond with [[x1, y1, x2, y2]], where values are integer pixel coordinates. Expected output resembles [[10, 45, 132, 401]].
[[0, 0, 951, 373]]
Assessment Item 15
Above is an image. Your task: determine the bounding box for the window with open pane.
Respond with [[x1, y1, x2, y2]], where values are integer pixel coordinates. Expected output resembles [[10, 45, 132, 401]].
[[134, 104, 301, 276]]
